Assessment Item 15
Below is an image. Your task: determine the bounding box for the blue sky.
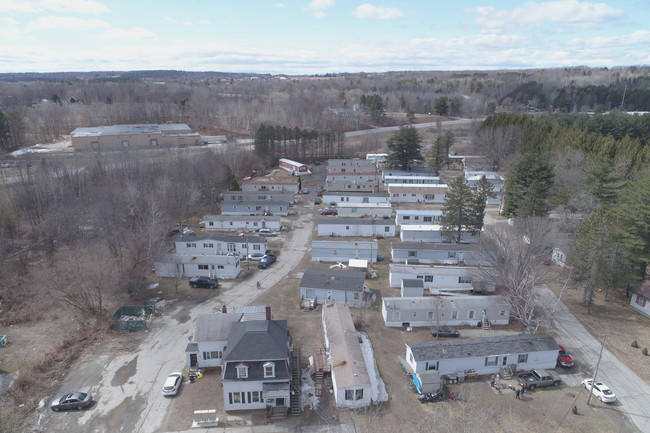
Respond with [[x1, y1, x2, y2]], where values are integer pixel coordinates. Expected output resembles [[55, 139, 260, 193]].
[[0, 0, 649, 74]]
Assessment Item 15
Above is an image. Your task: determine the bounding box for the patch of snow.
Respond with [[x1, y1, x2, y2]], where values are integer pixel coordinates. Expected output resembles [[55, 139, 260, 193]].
[[147, 283, 160, 290], [300, 368, 320, 410], [358, 332, 389, 403]]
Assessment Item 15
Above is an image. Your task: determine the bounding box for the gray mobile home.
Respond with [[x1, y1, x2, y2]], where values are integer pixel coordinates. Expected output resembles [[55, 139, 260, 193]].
[[300, 268, 371, 307], [311, 240, 379, 263], [318, 218, 396, 238], [391, 242, 485, 265], [322, 191, 390, 204], [399, 225, 477, 243], [382, 295, 510, 328], [389, 264, 494, 293], [336, 202, 393, 218], [204, 215, 282, 232]]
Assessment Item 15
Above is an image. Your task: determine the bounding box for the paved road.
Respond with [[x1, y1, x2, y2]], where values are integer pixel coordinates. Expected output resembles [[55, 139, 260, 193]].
[[539, 286, 650, 433], [343, 117, 481, 138], [34, 207, 316, 433]]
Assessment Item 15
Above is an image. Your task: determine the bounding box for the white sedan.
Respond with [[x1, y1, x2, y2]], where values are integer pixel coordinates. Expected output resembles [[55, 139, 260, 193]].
[[581, 378, 617, 403], [247, 252, 265, 261]]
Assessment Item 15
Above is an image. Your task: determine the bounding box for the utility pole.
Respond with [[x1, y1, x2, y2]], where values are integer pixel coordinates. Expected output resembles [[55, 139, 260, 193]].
[[587, 334, 607, 405]]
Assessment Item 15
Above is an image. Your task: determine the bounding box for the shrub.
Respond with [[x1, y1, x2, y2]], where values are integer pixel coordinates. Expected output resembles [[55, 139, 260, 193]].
[[643, 347, 648, 356], [631, 340, 639, 348]]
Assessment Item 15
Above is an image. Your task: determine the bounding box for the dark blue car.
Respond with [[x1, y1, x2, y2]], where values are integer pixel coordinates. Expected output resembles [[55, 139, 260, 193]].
[[257, 254, 277, 269]]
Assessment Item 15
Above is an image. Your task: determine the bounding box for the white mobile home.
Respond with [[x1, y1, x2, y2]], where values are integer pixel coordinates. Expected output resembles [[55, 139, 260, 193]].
[[322, 191, 390, 204], [279, 158, 311, 175], [242, 179, 300, 194], [300, 268, 370, 307], [395, 209, 443, 226], [336, 202, 392, 218], [311, 240, 379, 263], [327, 159, 376, 172], [220, 201, 289, 216], [400, 225, 478, 243], [389, 264, 494, 293], [391, 242, 485, 266], [326, 181, 379, 192], [154, 253, 241, 279], [174, 233, 266, 259], [405, 334, 559, 376], [383, 175, 440, 185], [222, 191, 295, 205], [387, 184, 448, 204], [381, 169, 435, 180], [366, 154, 387, 163], [382, 295, 511, 328], [465, 172, 505, 205], [204, 215, 282, 232], [318, 218, 396, 238], [322, 303, 372, 409]]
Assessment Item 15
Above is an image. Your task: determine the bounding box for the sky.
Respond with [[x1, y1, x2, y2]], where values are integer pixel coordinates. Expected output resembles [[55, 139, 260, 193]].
[[0, 0, 649, 74]]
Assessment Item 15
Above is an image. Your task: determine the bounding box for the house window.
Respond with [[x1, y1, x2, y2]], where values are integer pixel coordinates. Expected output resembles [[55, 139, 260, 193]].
[[250, 391, 262, 403], [198, 265, 209, 270], [408, 251, 417, 257], [459, 276, 472, 284], [253, 222, 258, 226], [346, 226, 350, 230], [636, 295, 647, 307], [253, 245, 261, 250], [427, 311, 434, 320], [518, 354, 528, 363], [345, 389, 364, 401], [203, 351, 222, 360], [384, 226, 390, 232], [255, 206, 262, 211], [416, 275, 423, 280], [424, 194, 434, 199], [231, 392, 242, 404], [236, 364, 249, 379], [150, 139, 158, 146], [393, 194, 398, 197], [499, 310, 506, 316], [263, 362, 275, 378], [424, 275, 433, 282], [426, 361, 438, 371], [121, 140, 129, 148], [423, 216, 432, 222], [468, 310, 475, 319], [186, 243, 196, 248], [403, 216, 410, 221], [414, 216, 419, 221], [203, 243, 213, 248], [354, 292, 359, 300], [217, 265, 224, 269], [451, 311, 458, 319], [209, 222, 214, 226], [448, 252, 456, 258], [485, 356, 498, 366]]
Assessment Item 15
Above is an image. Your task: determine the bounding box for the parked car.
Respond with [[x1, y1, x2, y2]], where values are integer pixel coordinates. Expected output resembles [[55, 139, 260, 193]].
[[248, 252, 265, 261], [316, 190, 324, 196], [557, 344, 574, 367], [429, 326, 460, 338], [314, 197, 322, 205], [258, 228, 277, 237], [50, 392, 93, 411], [189, 276, 219, 289], [301, 187, 310, 194], [581, 379, 616, 403], [320, 208, 338, 216], [257, 254, 277, 269], [162, 372, 183, 396]]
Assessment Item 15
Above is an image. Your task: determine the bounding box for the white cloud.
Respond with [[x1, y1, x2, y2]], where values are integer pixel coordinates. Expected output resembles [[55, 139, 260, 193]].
[[100, 27, 156, 40], [470, 0, 625, 30], [275, 2, 286, 7], [30, 16, 109, 30], [0, 0, 109, 14], [306, 0, 334, 17], [0, 17, 19, 25], [164, 17, 193, 27], [353, 3, 405, 20]]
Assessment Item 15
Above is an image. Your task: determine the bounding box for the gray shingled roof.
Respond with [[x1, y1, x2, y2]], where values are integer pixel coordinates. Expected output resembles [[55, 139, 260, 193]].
[[408, 334, 557, 361], [223, 320, 290, 362], [391, 242, 479, 251], [300, 268, 366, 292], [318, 218, 395, 226], [195, 313, 242, 342], [174, 233, 266, 243], [222, 359, 290, 381]]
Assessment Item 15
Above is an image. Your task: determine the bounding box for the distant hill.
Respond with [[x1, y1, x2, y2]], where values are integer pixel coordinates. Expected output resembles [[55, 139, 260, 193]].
[[0, 70, 273, 82]]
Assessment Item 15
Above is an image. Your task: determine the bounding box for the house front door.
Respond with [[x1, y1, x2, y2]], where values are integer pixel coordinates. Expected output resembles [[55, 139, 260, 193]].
[[502, 356, 508, 366], [276, 398, 285, 407], [190, 353, 197, 367]]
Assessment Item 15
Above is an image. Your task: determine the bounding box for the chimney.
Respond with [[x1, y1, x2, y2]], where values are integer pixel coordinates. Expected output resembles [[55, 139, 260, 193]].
[[265, 305, 272, 320]]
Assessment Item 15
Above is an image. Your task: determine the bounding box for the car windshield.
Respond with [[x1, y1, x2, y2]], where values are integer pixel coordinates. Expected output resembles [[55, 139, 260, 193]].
[[558, 350, 568, 356], [602, 389, 613, 395]]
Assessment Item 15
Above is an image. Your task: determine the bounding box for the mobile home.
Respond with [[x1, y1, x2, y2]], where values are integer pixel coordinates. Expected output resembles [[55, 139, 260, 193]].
[[336, 202, 392, 218], [279, 158, 311, 176], [204, 215, 282, 232], [311, 240, 379, 263], [318, 218, 396, 238]]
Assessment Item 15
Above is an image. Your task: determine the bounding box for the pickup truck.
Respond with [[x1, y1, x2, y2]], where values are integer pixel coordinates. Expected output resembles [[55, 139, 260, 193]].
[[518, 369, 562, 390], [189, 276, 219, 289]]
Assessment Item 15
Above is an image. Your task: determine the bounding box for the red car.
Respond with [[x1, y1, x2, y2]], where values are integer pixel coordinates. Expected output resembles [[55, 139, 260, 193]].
[[557, 344, 574, 368], [320, 208, 338, 216]]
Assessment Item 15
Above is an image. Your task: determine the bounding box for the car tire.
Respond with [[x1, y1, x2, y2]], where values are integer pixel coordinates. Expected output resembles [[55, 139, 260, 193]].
[[52, 407, 59, 412], [599, 396, 603, 402], [528, 385, 536, 391], [77, 405, 83, 411], [554, 381, 561, 386]]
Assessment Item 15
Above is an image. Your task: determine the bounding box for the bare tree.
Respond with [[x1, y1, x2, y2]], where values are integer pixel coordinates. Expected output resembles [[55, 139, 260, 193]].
[[477, 218, 557, 333], [472, 124, 522, 170]]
